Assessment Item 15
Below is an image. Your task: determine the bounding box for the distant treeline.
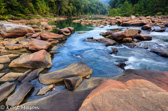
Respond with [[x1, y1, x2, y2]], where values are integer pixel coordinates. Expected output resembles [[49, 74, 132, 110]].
[[0, 0, 108, 20], [108, 0, 168, 16]]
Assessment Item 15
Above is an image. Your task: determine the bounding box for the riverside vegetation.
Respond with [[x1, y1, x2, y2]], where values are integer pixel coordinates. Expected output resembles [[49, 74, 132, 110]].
[[0, 0, 108, 20]]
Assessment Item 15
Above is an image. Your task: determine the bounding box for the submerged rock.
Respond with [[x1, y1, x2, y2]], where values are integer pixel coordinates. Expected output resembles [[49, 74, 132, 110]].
[[85, 38, 117, 46], [0, 22, 34, 38], [154, 26, 166, 32], [26, 39, 51, 51], [0, 82, 16, 102], [6, 82, 33, 107], [64, 76, 83, 91], [136, 34, 152, 41], [37, 84, 54, 96], [39, 62, 93, 85], [77, 32, 86, 34], [100, 30, 119, 37], [9, 50, 52, 68], [141, 24, 151, 30], [79, 79, 168, 111]]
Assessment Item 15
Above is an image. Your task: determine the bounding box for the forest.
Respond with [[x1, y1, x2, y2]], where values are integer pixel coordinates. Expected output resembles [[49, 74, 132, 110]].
[[108, 0, 168, 16], [0, 0, 108, 20]]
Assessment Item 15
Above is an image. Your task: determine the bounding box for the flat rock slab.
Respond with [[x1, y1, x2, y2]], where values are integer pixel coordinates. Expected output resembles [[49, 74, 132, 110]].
[[77, 32, 86, 34], [6, 82, 33, 107], [5, 54, 20, 59], [79, 79, 168, 111], [21, 68, 44, 83], [39, 62, 93, 85], [17, 69, 32, 82], [0, 55, 10, 63], [10, 78, 105, 111], [36, 85, 54, 95], [0, 72, 23, 82], [0, 82, 16, 102], [9, 50, 52, 68]]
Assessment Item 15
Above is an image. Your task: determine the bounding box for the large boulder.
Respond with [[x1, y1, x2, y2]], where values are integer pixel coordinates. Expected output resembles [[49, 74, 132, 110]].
[[121, 20, 148, 26], [9, 50, 52, 68], [26, 39, 51, 51], [116, 69, 168, 92], [110, 31, 126, 41], [0, 22, 34, 38], [39, 62, 93, 85], [123, 29, 141, 38], [79, 79, 168, 111]]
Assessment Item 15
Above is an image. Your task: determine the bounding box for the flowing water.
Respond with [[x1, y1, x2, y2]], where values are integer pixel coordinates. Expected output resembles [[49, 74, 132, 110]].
[[27, 19, 168, 102]]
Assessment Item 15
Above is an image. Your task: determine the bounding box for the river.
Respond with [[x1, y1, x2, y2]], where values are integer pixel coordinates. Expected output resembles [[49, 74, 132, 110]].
[[27, 18, 168, 102]]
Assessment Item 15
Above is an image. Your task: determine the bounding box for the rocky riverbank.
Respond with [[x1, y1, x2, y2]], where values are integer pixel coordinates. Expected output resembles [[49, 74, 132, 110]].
[[0, 16, 168, 111]]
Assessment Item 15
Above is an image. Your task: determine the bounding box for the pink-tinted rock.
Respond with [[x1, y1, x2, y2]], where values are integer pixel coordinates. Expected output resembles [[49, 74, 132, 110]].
[[0, 22, 34, 38], [26, 39, 51, 51], [58, 28, 71, 36], [116, 69, 168, 92], [9, 50, 52, 68], [68, 27, 75, 33], [40, 32, 66, 40], [79, 79, 168, 111]]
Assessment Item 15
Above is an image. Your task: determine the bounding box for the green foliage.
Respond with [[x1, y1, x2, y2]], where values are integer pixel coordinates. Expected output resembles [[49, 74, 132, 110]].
[[108, 8, 120, 16], [108, 0, 168, 16], [0, 0, 108, 20]]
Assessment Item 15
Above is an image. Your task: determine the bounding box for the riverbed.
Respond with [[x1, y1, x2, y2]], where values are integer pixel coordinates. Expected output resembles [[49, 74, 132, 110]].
[[26, 18, 168, 102]]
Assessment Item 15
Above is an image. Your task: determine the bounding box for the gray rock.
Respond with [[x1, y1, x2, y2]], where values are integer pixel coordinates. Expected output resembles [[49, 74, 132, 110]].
[[6, 82, 33, 107], [64, 76, 83, 90], [0, 82, 16, 102]]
